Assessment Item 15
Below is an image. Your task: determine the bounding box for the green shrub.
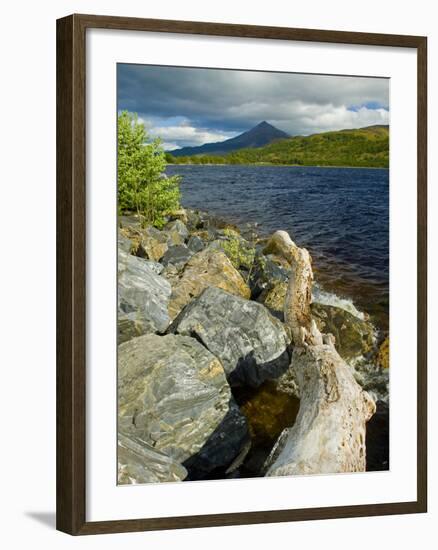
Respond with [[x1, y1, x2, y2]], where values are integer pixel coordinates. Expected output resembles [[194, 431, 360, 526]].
[[118, 111, 181, 227]]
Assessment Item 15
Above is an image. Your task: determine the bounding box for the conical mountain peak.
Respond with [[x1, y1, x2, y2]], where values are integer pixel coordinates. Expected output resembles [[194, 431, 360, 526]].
[[171, 121, 289, 157]]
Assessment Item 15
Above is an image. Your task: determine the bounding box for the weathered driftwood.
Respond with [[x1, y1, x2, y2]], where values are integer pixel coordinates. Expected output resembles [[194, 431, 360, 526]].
[[265, 230, 317, 346], [264, 230, 376, 476], [265, 342, 376, 476]]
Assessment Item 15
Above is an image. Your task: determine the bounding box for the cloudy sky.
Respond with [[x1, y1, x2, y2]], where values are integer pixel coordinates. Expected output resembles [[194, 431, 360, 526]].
[[117, 64, 389, 150]]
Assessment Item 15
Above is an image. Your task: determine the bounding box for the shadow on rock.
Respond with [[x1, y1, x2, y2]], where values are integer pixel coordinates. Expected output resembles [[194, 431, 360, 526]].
[[228, 349, 291, 388], [183, 399, 250, 481]]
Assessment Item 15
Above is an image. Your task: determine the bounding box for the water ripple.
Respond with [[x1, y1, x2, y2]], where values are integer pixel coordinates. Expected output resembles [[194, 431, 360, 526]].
[[167, 164, 389, 329]]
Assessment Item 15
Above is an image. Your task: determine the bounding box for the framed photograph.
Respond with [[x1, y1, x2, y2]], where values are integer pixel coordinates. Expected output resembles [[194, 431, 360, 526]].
[[56, 14, 427, 535]]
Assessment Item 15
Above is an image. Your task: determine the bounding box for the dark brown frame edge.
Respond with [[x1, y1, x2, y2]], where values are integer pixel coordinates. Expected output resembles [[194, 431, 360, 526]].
[[56, 13, 428, 536]]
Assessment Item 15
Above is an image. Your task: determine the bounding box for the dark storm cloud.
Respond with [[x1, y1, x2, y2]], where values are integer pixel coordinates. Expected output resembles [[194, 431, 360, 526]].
[[117, 64, 389, 148]]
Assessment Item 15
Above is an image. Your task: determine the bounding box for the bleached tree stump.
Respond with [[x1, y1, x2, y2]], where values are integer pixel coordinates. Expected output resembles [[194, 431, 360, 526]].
[[265, 342, 376, 476], [264, 230, 376, 476]]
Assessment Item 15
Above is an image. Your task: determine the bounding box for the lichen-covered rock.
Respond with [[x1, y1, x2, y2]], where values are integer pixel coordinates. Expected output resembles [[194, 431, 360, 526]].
[[311, 303, 376, 362], [183, 399, 249, 480], [164, 219, 189, 245], [119, 217, 169, 260], [274, 364, 301, 399], [119, 252, 163, 275], [196, 211, 239, 232], [187, 235, 205, 253], [118, 249, 171, 341], [160, 244, 193, 270], [265, 343, 376, 477], [118, 317, 144, 344], [377, 336, 389, 369], [142, 259, 164, 275], [119, 214, 143, 230], [185, 209, 202, 230], [118, 433, 187, 484], [260, 280, 376, 363], [172, 287, 290, 387], [257, 281, 288, 319], [167, 208, 189, 226], [118, 231, 133, 254], [140, 226, 169, 261], [353, 363, 389, 403], [167, 247, 251, 319], [249, 252, 290, 299], [118, 334, 249, 478]]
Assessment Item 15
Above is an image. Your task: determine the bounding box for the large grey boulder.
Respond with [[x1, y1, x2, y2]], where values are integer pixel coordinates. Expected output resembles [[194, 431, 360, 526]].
[[187, 235, 205, 253], [257, 281, 288, 320], [118, 231, 133, 254], [167, 247, 251, 319], [118, 334, 249, 479], [140, 226, 170, 261], [172, 287, 290, 387], [118, 433, 187, 484], [183, 399, 249, 480], [119, 219, 170, 261], [167, 208, 189, 226], [249, 252, 290, 298], [160, 244, 194, 270], [164, 219, 189, 245], [118, 249, 171, 342], [119, 214, 143, 230], [311, 302, 376, 362], [259, 284, 377, 362], [185, 209, 202, 230]]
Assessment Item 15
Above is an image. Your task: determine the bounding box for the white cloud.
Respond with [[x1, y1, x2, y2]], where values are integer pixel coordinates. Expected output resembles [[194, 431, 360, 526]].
[[284, 105, 389, 135], [161, 142, 180, 151], [120, 67, 390, 147], [147, 123, 238, 150], [145, 106, 388, 149], [119, 65, 389, 134]]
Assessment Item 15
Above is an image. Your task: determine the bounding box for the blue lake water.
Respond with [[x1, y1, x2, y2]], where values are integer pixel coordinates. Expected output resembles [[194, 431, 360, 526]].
[[166, 164, 389, 329]]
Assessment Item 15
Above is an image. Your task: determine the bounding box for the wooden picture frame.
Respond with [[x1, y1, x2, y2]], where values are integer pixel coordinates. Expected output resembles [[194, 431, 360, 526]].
[[56, 13, 427, 535]]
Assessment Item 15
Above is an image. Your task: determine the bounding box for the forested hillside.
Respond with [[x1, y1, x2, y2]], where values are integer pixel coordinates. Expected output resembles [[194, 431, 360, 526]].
[[168, 125, 389, 168]]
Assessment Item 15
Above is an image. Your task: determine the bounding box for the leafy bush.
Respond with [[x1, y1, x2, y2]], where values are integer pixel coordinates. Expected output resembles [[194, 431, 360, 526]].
[[118, 111, 181, 227]]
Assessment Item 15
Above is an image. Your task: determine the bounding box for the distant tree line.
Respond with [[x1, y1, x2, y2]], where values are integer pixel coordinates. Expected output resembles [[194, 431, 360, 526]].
[[166, 126, 389, 168]]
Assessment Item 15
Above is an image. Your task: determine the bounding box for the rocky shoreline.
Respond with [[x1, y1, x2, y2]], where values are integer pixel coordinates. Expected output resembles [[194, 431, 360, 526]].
[[117, 207, 389, 483]]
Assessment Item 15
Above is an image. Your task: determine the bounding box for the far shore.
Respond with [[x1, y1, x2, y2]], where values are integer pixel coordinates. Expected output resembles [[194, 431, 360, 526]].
[[166, 162, 389, 170]]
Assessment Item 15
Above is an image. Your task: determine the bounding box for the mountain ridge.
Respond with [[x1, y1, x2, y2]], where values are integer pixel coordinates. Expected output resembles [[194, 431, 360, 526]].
[[168, 124, 389, 168], [170, 121, 289, 157]]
